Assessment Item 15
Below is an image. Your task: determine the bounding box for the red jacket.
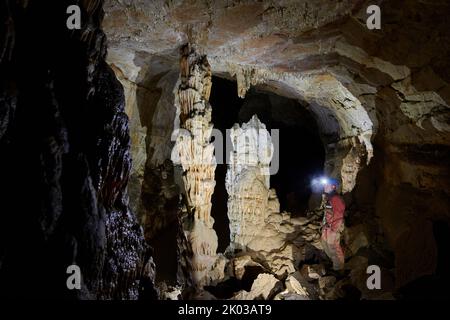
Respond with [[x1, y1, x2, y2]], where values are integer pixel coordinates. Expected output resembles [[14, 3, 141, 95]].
[[324, 194, 345, 232]]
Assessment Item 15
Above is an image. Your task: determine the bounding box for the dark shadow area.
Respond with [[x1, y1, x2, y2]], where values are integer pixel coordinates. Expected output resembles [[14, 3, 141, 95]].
[[210, 77, 244, 253], [269, 125, 324, 216], [148, 222, 178, 285], [396, 220, 450, 299], [141, 161, 180, 286], [211, 164, 232, 253], [434, 220, 450, 278], [204, 278, 241, 299], [204, 265, 266, 299], [239, 90, 325, 216], [241, 265, 267, 290], [0, 0, 151, 299]]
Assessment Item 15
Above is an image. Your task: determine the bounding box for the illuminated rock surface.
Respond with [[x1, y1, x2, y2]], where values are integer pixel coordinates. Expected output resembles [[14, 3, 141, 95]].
[[171, 44, 224, 288]]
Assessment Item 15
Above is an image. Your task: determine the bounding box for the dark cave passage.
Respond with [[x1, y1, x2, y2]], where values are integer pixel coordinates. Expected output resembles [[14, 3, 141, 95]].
[[397, 220, 450, 299], [148, 222, 178, 285], [239, 88, 325, 216], [210, 76, 326, 252], [268, 125, 325, 216], [210, 77, 244, 253]]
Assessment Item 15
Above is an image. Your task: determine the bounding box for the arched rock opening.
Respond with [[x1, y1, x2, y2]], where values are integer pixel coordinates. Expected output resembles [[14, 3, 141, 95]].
[[209, 76, 327, 253], [238, 88, 325, 216]]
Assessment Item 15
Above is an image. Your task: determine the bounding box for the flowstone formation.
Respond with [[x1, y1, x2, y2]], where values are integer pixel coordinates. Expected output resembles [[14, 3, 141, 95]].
[[171, 44, 225, 289]]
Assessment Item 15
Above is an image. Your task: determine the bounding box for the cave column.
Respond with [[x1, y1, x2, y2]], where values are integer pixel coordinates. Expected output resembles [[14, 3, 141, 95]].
[[172, 44, 219, 288]]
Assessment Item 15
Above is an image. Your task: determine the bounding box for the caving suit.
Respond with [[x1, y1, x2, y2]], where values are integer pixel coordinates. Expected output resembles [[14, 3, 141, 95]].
[[321, 192, 345, 270]]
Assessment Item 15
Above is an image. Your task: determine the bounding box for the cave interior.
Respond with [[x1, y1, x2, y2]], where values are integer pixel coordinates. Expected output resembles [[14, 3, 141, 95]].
[[0, 0, 449, 301]]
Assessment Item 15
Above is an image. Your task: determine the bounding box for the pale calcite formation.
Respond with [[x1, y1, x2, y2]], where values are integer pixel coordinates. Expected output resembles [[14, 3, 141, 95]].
[[171, 44, 221, 287], [339, 137, 368, 193], [225, 117, 312, 277], [174, 44, 214, 223], [225, 115, 274, 251]]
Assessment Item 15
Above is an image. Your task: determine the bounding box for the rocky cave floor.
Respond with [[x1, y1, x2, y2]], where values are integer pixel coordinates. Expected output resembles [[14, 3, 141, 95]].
[[154, 204, 395, 301]]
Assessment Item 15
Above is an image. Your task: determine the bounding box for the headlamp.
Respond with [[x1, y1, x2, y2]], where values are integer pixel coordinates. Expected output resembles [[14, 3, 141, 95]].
[[311, 176, 338, 193], [311, 176, 329, 185]]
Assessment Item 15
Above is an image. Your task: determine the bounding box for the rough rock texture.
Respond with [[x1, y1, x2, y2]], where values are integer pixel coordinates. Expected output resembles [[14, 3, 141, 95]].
[[112, 64, 181, 241], [111, 64, 183, 293], [223, 117, 312, 284], [226, 115, 274, 251], [205, 182, 393, 300], [224, 116, 311, 280], [171, 44, 222, 288], [104, 0, 450, 294], [0, 0, 154, 299], [285, 272, 310, 298], [172, 44, 215, 222], [224, 117, 324, 281], [233, 273, 283, 300]]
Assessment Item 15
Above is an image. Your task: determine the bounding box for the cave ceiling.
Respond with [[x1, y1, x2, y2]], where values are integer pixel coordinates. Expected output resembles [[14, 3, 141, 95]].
[[103, 0, 450, 191]]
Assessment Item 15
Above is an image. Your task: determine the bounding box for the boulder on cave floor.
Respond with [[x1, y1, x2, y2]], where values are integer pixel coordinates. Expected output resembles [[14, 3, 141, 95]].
[[157, 282, 182, 300], [232, 273, 283, 300], [285, 271, 320, 299], [300, 263, 326, 280], [231, 255, 266, 280], [285, 273, 310, 298], [319, 275, 337, 290]]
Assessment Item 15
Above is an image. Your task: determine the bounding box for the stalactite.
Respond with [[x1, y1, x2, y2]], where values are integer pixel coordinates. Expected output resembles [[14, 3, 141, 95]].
[[228, 65, 268, 98]]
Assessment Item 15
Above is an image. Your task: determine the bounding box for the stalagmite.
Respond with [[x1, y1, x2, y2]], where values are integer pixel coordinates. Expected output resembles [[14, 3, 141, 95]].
[[172, 44, 220, 288], [225, 115, 274, 251]]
